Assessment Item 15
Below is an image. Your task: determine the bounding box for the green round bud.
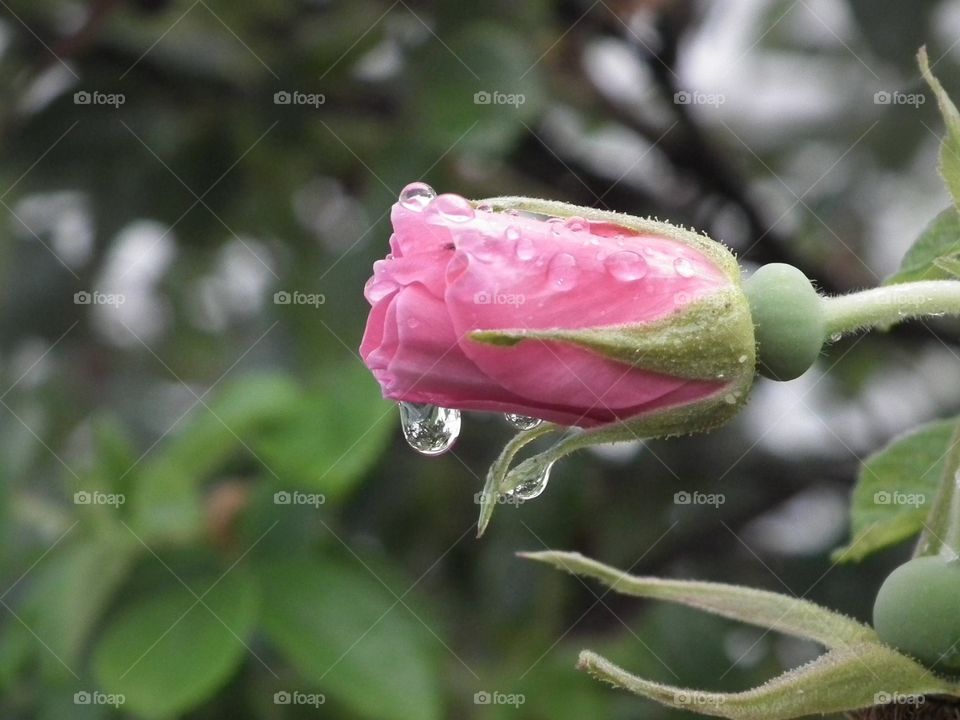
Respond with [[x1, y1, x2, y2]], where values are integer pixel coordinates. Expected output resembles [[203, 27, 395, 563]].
[[873, 556, 960, 673], [743, 264, 825, 381]]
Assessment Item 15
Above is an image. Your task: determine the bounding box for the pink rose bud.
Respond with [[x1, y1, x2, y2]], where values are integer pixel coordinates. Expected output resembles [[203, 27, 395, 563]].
[[360, 183, 757, 531]]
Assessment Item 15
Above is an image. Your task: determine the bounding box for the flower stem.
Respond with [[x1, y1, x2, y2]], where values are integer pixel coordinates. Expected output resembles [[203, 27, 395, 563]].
[[821, 280, 960, 338]]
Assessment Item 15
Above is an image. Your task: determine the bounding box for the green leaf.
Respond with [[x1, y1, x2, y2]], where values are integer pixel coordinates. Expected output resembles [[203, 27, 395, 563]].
[[919, 46, 960, 209], [833, 418, 956, 562], [93, 568, 259, 719], [521, 551, 875, 648], [129, 374, 301, 543], [886, 208, 960, 284], [576, 643, 957, 720], [28, 533, 140, 678], [258, 555, 441, 720], [935, 254, 960, 278], [254, 366, 394, 500]]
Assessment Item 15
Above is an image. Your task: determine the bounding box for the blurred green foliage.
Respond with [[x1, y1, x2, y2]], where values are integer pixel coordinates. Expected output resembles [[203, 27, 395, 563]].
[[0, 0, 959, 718]]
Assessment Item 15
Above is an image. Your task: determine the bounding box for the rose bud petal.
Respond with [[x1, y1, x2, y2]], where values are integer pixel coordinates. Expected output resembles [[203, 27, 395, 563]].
[[360, 184, 758, 532]]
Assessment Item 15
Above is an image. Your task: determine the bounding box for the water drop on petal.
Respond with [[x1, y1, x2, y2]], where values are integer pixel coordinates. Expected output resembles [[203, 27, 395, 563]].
[[399, 182, 436, 211], [674, 257, 695, 278], [515, 237, 536, 261], [398, 403, 460, 456], [505, 225, 521, 241], [433, 193, 475, 222], [604, 251, 648, 281], [504, 413, 542, 430], [563, 216, 588, 232], [547, 253, 579, 291], [511, 461, 554, 500]]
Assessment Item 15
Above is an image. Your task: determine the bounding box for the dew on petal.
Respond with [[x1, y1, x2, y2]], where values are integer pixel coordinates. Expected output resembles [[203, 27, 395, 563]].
[[547, 253, 579, 291], [433, 193, 475, 223], [604, 251, 648, 281], [674, 257, 695, 278], [515, 237, 536, 261], [563, 216, 589, 232], [505, 225, 521, 241], [398, 182, 436, 211], [398, 402, 461, 455], [476, 202, 493, 212]]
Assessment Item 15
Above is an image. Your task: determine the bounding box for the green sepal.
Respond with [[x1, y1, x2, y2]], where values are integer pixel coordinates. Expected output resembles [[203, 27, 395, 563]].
[[476, 422, 563, 537], [577, 644, 955, 720], [478, 374, 751, 534], [471, 289, 756, 382], [521, 551, 875, 647], [476, 195, 742, 283], [524, 551, 960, 720]]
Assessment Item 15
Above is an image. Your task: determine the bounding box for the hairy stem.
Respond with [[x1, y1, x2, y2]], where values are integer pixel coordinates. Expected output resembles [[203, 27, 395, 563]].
[[822, 281, 960, 337]]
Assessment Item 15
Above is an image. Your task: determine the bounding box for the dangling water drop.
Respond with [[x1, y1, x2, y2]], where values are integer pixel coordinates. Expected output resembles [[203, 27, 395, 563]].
[[399, 182, 436, 211], [547, 253, 579, 291], [604, 251, 648, 281], [505, 413, 542, 430], [433, 193, 475, 222], [674, 257, 695, 278], [515, 237, 536, 261], [398, 402, 461, 456], [511, 461, 554, 500]]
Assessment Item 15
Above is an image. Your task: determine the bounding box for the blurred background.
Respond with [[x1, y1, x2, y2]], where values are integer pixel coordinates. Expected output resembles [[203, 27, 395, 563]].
[[1, 0, 959, 717]]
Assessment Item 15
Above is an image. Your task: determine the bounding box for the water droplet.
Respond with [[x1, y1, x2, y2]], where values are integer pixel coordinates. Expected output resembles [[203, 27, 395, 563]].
[[604, 251, 648, 281], [511, 461, 554, 500], [674, 257, 695, 278], [547, 253, 579, 291], [433, 193, 475, 222], [564, 216, 588, 232], [398, 403, 461, 456], [475, 202, 493, 212], [829, 332, 842, 342], [515, 237, 536, 261], [505, 225, 521, 241], [398, 182, 436, 211], [505, 414, 542, 430], [738, 354, 748, 363], [724, 393, 737, 405]]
